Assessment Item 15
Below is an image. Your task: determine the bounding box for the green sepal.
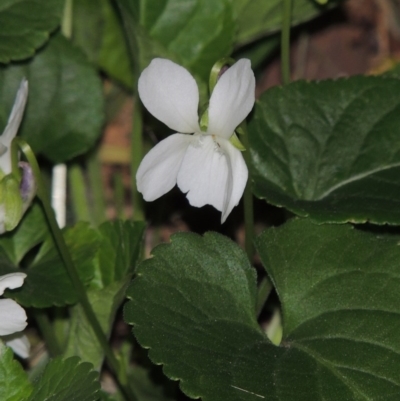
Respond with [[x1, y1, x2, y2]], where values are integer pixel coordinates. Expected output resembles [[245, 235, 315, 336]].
[[199, 109, 209, 131], [235, 125, 246, 136], [229, 132, 246, 151], [0, 175, 23, 232], [209, 57, 235, 94]]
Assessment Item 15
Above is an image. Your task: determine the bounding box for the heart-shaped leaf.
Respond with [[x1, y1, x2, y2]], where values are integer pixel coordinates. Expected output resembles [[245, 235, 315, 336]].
[[0, 34, 104, 163], [249, 76, 400, 224], [125, 223, 400, 400], [0, 0, 63, 63]]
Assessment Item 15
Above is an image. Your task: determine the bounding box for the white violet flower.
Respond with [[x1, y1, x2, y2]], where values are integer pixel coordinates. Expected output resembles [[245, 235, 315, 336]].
[[136, 58, 255, 223], [0, 273, 29, 358], [0, 79, 35, 234], [0, 79, 28, 176]]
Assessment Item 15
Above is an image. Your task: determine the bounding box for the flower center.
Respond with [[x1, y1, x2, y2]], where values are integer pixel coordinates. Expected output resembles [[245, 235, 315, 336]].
[[211, 135, 224, 156], [192, 134, 225, 157]]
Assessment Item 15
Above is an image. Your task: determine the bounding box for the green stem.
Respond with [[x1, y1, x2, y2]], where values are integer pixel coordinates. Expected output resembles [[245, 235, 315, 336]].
[[69, 163, 91, 223], [131, 100, 144, 221], [62, 0, 73, 38], [33, 309, 62, 357], [281, 0, 293, 85], [240, 124, 254, 261], [14, 139, 137, 401], [256, 277, 273, 317], [87, 151, 106, 225]]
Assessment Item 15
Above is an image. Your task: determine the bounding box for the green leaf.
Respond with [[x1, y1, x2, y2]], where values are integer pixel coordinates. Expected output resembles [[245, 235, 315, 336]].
[[27, 356, 100, 401], [3, 223, 99, 308], [63, 221, 145, 368], [0, 0, 64, 63], [124, 232, 260, 400], [233, 0, 335, 44], [63, 279, 130, 369], [0, 34, 104, 163], [249, 76, 400, 224], [72, 0, 132, 87], [129, 365, 176, 401], [119, 0, 235, 82], [97, 220, 146, 285], [255, 219, 400, 400], [0, 344, 32, 401], [0, 202, 47, 265], [125, 225, 400, 400]]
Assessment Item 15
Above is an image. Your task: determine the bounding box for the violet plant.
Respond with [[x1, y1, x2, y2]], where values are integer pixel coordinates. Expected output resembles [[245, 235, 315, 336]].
[[0, 1, 398, 401]]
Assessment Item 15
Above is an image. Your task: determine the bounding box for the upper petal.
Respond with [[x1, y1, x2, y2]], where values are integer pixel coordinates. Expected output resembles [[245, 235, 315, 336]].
[[219, 140, 248, 223], [0, 273, 26, 296], [138, 59, 201, 133], [137, 133, 193, 202], [207, 59, 255, 139], [177, 135, 247, 222], [0, 299, 27, 336], [0, 79, 28, 175]]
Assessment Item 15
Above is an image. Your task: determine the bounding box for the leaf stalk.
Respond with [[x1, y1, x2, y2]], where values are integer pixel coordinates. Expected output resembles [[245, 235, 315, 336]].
[[13, 138, 137, 401]]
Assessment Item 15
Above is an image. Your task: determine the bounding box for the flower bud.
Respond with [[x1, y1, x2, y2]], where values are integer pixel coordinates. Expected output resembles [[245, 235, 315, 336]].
[[0, 79, 35, 234]]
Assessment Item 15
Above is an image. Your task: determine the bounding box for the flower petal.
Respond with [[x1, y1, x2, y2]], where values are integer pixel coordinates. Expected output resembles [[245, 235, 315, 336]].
[[137, 134, 193, 201], [219, 140, 248, 223], [0, 273, 26, 296], [208, 59, 255, 139], [4, 333, 30, 358], [138, 59, 200, 133], [177, 135, 247, 222], [19, 161, 36, 209], [0, 79, 28, 175], [0, 299, 27, 336]]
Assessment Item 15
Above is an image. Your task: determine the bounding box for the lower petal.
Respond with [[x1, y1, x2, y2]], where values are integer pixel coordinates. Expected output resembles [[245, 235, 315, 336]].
[[0, 299, 27, 336], [177, 135, 228, 212], [136, 134, 193, 202], [220, 140, 248, 223], [4, 333, 30, 358], [177, 135, 248, 222]]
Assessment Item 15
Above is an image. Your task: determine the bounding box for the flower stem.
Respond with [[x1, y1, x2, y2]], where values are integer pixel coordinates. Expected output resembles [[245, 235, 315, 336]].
[[33, 309, 62, 357], [240, 124, 254, 261], [131, 100, 144, 221], [256, 277, 273, 317], [14, 139, 137, 401], [281, 0, 293, 85], [61, 0, 73, 38]]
